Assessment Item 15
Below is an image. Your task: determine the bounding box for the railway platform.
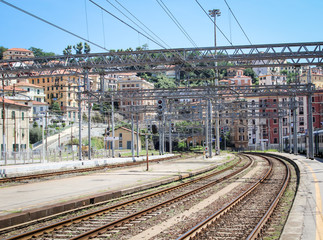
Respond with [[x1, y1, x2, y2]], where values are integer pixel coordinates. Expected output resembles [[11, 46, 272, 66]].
[[0, 152, 234, 228], [277, 152, 323, 240]]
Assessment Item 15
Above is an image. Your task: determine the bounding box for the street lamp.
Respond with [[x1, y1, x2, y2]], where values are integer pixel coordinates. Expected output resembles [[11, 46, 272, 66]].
[[208, 9, 221, 47]]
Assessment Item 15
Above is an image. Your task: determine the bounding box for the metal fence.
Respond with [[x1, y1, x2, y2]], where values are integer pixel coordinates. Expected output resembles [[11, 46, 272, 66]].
[[0, 149, 114, 166]]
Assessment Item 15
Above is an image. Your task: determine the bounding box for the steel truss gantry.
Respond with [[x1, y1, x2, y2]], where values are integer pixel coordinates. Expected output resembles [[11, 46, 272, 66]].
[[105, 84, 314, 101], [0, 42, 322, 80]]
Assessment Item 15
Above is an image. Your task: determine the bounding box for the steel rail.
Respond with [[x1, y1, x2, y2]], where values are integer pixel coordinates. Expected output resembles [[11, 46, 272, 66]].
[[70, 155, 252, 240], [246, 155, 291, 239], [6, 155, 249, 240], [176, 154, 275, 240]]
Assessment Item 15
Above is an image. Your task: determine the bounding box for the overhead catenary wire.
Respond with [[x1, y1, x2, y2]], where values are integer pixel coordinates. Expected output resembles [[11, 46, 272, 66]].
[[223, 0, 253, 45], [194, 0, 233, 46], [84, 0, 90, 40], [156, 0, 199, 48], [89, 0, 167, 49], [0, 0, 109, 51], [101, 9, 106, 48], [114, 0, 172, 49], [105, 0, 168, 49]]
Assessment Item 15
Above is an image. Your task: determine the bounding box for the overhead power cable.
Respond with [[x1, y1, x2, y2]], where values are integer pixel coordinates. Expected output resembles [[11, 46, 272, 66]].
[[194, 0, 233, 46], [84, 0, 90, 40], [156, 0, 199, 48], [223, 0, 252, 45], [89, 0, 167, 49], [114, 0, 172, 49], [0, 0, 109, 51], [105, 0, 167, 49]]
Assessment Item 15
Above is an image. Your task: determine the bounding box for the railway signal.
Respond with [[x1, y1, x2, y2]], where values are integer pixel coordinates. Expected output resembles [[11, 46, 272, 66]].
[[171, 122, 175, 132], [157, 99, 164, 112]]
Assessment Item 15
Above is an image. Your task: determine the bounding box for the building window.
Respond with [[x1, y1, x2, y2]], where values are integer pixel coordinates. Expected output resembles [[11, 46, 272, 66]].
[[274, 128, 278, 134], [22, 112, 24, 120]]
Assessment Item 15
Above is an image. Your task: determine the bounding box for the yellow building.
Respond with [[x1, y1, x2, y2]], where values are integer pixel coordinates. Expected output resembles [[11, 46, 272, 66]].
[[112, 127, 141, 151], [28, 74, 82, 123]]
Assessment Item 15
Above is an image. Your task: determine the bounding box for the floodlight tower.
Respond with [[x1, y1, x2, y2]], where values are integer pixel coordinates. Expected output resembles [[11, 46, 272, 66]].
[[208, 9, 221, 47], [209, 9, 221, 155]]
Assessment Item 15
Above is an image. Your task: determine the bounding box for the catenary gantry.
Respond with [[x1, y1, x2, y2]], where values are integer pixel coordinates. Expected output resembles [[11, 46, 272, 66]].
[[0, 41, 322, 79]]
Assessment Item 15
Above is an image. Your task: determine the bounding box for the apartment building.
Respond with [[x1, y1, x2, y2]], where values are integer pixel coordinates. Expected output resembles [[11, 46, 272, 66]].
[[118, 75, 155, 120], [0, 98, 30, 152], [28, 74, 82, 124]]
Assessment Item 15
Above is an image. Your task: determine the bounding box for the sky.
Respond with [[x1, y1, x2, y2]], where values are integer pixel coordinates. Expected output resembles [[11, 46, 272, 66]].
[[0, 0, 322, 55]]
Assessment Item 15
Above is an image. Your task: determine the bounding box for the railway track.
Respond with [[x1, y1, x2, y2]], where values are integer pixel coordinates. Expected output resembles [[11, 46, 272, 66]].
[[4, 154, 252, 240], [176, 154, 290, 240], [0, 155, 181, 184]]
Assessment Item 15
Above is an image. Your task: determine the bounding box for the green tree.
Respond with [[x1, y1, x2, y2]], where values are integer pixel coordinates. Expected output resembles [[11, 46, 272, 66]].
[[63, 45, 72, 55], [50, 102, 62, 115], [29, 127, 42, 144], [0, 46, 8, 59], [29, 47, 55, 57], [73, 42, 83, 54], [33, 121, 38, 128], [244, 68, 259, 85], [84, 42, 91, 54], [154, 75, 176, 89]]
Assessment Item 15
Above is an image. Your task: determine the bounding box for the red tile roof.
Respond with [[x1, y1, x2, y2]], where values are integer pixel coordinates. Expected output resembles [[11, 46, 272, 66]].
[[15, 82, 43, 89], [0, 86, 27, 92], [32, 101, 48, 105], [7, 48, 32, 52], [0, 97, 31, 108]]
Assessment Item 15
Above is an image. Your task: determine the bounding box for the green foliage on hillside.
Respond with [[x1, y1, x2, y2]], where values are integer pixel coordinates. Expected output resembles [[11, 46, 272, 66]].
[[0, 46, 8, 59], [29, 47, 55, 57]]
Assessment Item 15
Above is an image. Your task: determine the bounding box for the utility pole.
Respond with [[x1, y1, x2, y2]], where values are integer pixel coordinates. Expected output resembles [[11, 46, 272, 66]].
[[288, 98, 292, 154], [86, 70, 91, 160], [42, 114, 45, 163], [131, 113, 135, 162], [208, 99, 212, 157], [78, 76, 82, 161], [2, 78, 6, 164], [205, 99, 209, 157], [292, 97, 298, 155], [169, 120, 172, 154], [46, 112, 48, 160], [111, 96, 115, 158], [209, 9, 221, 155], [307, 68, 314, 159], [278, 110, 283, 152], [136, 115, 139, 157]]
